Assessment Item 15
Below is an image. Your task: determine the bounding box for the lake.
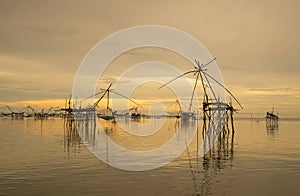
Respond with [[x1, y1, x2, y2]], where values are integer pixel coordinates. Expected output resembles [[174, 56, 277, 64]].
[[0, 117, 300, 195]]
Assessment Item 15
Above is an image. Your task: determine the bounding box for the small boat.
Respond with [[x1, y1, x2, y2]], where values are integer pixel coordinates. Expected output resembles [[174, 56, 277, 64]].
[[98, 115, 115, 121], [97, 108, 115, 121]]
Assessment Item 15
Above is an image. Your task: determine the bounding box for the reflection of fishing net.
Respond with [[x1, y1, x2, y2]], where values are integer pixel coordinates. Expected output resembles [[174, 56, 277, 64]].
[[201, 102, 227, 156]]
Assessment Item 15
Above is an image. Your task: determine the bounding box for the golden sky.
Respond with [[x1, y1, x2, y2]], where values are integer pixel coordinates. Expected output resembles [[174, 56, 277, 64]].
[[0, 0, 299, 117]]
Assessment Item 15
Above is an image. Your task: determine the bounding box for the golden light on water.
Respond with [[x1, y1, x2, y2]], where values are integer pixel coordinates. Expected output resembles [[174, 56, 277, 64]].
[[1, 1, 300, 195]]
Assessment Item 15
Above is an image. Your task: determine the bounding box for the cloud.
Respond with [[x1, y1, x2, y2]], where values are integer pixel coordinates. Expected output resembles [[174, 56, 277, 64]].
[[0, 0, 299, 116], [0, 54, 73, 101], [248, 88, 300, 92]]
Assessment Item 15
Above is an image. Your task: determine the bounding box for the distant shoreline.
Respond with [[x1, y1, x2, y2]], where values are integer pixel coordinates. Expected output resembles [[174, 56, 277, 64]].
[[235, 117, 300, 121]]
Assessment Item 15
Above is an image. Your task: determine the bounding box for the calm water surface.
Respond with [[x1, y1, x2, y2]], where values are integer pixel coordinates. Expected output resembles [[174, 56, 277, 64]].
[[0, 118, 300, 195]]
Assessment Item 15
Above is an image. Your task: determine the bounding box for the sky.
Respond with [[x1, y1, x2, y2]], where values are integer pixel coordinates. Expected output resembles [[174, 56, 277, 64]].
[[0, 0, 299, 117]]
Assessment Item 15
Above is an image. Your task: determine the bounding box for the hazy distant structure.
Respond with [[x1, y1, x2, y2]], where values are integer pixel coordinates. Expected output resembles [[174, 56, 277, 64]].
[[92, 83, 142, 121], [34, 107, 55, 120], [166, 99, 181, 118], [64, 83, 142, 122], [0, 105, 63, 119], [128, 106, 142, 120], [61, 94, 97, 121], [266, 107, 279, 120], [4, 106, 24, 119], [166, 99, 197, 121], [20, 105, 35, 117], [266, 107, 279, 130]]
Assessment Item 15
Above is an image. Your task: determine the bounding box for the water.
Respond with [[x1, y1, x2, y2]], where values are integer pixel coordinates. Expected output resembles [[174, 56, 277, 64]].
[[0, 118, 300, 195]]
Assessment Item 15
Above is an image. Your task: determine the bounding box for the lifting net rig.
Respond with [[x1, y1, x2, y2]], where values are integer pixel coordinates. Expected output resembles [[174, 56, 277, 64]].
[[160, 58, 243, 155]]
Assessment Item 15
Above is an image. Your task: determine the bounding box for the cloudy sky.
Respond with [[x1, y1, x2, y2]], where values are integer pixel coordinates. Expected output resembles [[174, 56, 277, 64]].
[[0, 0, 299, 117]]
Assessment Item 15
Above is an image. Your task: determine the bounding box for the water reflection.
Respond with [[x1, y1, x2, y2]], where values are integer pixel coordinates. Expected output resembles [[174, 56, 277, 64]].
[[266, 120, 279, 138], [63, 116, 235, 195], [64, 118, 82, 155], [185, 120, 235, 196]]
